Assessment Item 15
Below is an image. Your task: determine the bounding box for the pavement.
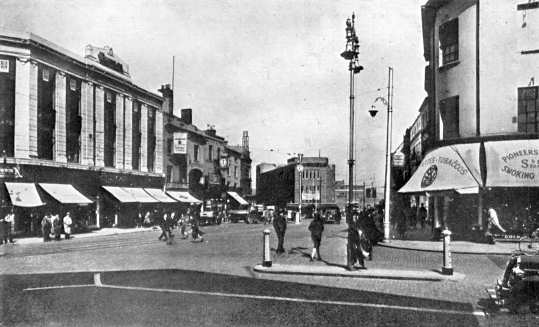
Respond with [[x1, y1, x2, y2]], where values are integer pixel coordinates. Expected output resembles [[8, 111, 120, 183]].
[[377, 239, 537, 255]]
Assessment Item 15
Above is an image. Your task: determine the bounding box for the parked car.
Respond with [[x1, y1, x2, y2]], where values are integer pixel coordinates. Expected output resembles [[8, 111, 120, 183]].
[[318, 204, 342, 224]]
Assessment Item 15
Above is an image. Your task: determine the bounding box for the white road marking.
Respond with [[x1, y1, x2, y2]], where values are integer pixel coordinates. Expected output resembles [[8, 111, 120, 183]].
[[99, 283, 486, 317], [23, 284, 94, 291]]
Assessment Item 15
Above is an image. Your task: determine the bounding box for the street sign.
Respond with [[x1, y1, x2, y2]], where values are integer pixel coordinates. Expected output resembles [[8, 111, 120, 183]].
[[296, 164, 304, 172]]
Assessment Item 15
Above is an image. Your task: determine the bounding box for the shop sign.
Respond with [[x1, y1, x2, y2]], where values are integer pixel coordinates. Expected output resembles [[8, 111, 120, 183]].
[[392, 153, 405, 167], [173, 132, 187, 154], [219, 157, 229, 169], [0, 165, 22, 178]]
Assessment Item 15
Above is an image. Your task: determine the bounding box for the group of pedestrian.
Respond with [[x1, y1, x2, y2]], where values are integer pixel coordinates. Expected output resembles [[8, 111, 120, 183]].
[[40, 212, 73, 242], [0, 210, 15, 245], [156, 207, 205, 245]]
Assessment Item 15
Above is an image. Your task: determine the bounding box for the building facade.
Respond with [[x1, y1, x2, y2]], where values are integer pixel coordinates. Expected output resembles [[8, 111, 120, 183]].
[[163, 101, 252, 200], [0, 31, 166, 231], [256, 156, 336, 207], [398, 0, 539, 238]]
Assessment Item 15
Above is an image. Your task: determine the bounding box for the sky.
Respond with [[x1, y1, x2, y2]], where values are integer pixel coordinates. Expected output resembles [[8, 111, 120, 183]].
[[0, 0, 427, 189]]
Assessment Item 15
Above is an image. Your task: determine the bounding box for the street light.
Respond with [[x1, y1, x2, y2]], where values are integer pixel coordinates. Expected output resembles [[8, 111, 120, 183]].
[[341, 13, 363, 270], [368, 67, 394, 242]]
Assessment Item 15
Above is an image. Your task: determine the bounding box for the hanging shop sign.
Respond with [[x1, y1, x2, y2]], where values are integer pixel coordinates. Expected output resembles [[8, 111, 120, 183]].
[[173, 132, 188, 154]]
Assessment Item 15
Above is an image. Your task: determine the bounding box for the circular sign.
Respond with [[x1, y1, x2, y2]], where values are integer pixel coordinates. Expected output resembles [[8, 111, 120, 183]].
[[219, 158, 229, 168], [296, 164, 304, 172], [421, 165, 438, 188]]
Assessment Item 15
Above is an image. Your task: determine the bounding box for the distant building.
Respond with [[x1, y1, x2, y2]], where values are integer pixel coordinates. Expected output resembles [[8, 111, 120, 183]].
[[256, 156, 335, 207], [334, 180, 383, 210]]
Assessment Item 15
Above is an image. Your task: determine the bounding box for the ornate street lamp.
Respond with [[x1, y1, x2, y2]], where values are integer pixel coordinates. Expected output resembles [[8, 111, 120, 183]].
[[341, 13, 363, 270]]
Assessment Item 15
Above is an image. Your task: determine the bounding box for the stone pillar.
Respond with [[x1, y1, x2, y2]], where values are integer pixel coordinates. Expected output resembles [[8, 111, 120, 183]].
[[154, 110, 163, 174], [115, 94, 124, 169], [140, 104, 148, 172], [14, 58, 30, 158], [124, 96, 132, 170], [94, 86, 105, 167], [28, 61, 38, 158], [80, 81, 94, 166], [54, 71, 67, 163]]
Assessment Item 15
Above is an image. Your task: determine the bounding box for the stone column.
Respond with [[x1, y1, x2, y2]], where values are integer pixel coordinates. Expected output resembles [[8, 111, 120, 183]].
[[14, 58, 30, 158], [124, 96, 132, 170], [115, 94, 124, 169], [154, 110, 163, 174], [140, 104, 148, 172], [54, 71, 67, 163], [94, 85, 105, 167]]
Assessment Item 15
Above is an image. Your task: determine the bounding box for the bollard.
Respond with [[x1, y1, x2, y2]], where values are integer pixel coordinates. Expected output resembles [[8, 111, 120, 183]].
[[441, 228, 453, 275], [263, 229, 272, 267]]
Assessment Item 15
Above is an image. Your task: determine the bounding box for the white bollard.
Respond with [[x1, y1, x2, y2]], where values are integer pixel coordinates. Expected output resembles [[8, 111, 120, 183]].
[[263, 229, 272, 267], [441, 228, 453, 275]]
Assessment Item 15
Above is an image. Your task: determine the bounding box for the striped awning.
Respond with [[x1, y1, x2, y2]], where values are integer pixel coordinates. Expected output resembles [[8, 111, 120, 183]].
[[39, 183, 93, 204], [166, 191, 202, 204], [144, 188, 176, 203]]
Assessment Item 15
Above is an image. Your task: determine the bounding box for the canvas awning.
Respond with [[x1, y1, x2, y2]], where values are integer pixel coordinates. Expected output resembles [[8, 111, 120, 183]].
[[227, 191, 249, 205], [102, 186, 137, 203], [4, 182, 45, 207], [123, 188, 159, 203], [485, 139, 539, 187], [39, 183, 93, 204], [166, 191, 202, 204], [399, 143, 482, 193], [144, 188, 176, 203]]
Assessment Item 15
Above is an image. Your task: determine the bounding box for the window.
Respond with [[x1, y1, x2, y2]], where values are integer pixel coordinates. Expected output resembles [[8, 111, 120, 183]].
[[103, 89, 116, 167], [167, 138, 173, 154], [37, 65, 55, 160], [194, 144, 199, 161], [132, 101, 141, 170], [235, 166, 238, 178], [518, 87, 539, 133], [166, 165, 173, 183], [0, 56, 15, 157], [208, 145, 213, 160], [439, 96, 459, 139], [439, 19, 458, 66], [147, 107, 156, 172], [66, 77, 81, 163]]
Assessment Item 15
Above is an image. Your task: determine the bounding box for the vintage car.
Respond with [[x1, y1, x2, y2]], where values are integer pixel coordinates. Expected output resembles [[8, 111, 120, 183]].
[[318, 203, 342, 224]]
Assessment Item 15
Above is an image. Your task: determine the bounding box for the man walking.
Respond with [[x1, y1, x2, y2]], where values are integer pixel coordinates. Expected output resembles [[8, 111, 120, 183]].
[[63, 212, 73, 240], [273, 208, 287, 254], [4, 210, 15, 243], [308, 211, 324, 261]]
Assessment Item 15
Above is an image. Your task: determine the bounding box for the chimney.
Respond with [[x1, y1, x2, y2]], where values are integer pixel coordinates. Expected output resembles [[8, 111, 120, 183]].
[[242, 131, 249, 150], [181, 108, 192, 125], [158, 84, 173, 115], [205, 128, 216, 137]]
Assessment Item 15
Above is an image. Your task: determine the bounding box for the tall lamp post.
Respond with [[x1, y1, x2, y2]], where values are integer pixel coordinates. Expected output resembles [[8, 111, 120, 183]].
[[369, 67, 394, 242], [341, 13, 363, 269]]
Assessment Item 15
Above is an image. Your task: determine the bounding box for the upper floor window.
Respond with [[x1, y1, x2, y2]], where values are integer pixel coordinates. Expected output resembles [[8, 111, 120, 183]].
[[208, 145, 213, 161], [518, 87, 539, 133], [194, 144, 199, 161], [439, 19, 459, 66], [439, 96, 459, 139]]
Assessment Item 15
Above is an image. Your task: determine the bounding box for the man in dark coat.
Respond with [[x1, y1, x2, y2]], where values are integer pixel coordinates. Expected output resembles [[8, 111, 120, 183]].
[[308, 211, 324, 261], [273, 209, 287, 254]]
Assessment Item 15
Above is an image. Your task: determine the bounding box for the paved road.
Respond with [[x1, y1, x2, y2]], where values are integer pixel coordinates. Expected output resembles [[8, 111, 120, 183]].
[[0, 222, 536, 326]]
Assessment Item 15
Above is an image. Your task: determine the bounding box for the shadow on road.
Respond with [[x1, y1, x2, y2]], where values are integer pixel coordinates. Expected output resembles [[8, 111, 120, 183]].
[[1, 269, 481, 327]]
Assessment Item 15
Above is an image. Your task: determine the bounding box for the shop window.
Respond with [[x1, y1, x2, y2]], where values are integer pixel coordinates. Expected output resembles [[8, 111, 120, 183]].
[[439, 19, 459, 66], [439, 96, 459, 139], [518, 87, 539, 133]]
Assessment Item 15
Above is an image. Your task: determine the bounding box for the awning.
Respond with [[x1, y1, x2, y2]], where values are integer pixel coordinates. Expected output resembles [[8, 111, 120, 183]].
[[102, 186, 137, 203], [123, 188, 159, 203], [39, 183, 93, 204], [227, 191, 249, 205], [399, 143, 482, 193], [485, 139, 539, 187], [166, 191, 202, 204], [144, 188, 177, 203], [4, 182, 45, 207]]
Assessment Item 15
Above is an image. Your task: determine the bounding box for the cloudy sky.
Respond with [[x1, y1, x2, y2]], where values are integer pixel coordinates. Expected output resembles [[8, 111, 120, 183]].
[[1, 0, 427, 188]]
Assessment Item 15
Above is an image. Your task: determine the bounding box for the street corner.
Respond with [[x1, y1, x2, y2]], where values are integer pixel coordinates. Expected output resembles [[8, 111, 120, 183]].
[[252, 263, 466, 282]]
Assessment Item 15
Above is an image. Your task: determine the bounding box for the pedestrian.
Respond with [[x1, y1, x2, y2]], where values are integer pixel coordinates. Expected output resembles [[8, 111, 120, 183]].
[[41, 213, 52, 242], [348, 212, 370, 270], [52, 214, 62, 241], [158, 213, 169, 241], [191, 216, 204, 242], [4, 210, 15, 243], [418, 203, 427, 230], [485, 207, 506, 244], [136, 212, 143, 228], [273, 208, 287, 254], [0, 213, 6, 245], [308, 211, 324, 261], [63, 212, 73, 240], [143, 211, 151, 227], [180, 209, 190, 239]]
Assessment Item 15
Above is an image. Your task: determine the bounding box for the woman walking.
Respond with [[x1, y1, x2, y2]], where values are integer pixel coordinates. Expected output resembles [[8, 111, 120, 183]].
[[308, 211, 324, 261]]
